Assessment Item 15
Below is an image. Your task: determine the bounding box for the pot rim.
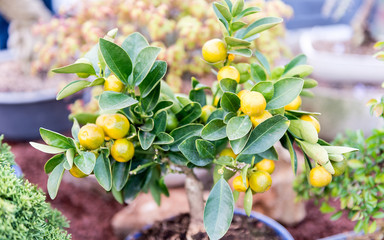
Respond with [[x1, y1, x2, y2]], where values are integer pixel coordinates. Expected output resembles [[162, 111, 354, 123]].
[[0, 88, 58, 104]]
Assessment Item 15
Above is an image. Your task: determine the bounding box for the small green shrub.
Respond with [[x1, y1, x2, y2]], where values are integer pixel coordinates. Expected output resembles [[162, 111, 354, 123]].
[[0, 142, 71, 240]]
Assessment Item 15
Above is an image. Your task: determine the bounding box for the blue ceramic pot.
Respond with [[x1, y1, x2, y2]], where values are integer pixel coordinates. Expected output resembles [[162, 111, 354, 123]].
[[126, 209, 294, 240]]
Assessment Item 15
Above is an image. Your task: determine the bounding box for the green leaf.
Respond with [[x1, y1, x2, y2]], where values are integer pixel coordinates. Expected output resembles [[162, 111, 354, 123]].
[[283, 54, 307, 74], [228, 49, 252, 57], [283, 65, 313, 78], [71, 118, 80, 141], [250, 63, 266, 81], [213, 3, 229, 32], [74, 152, 96, 175], [288, 119, 318, 144], [223, 0, 232, 10], [207, 109, 225, 123], [123, 170, 147, 204], [241, 115, 289, 155], [214, 2, 232, 22], [266, 78, 304, 110], [372, 211, 384, 219], [99, 91, 138, 111], [112, 161, 131, 191], [69, 113, 99, 125], [224, 36, 250, 47], [94, 152, 112, 191], [221, 92, 240, 113], [231, 21, 247, 31], [168, 152, 189, 165], [254, 50, 270, 75], [196, 139, 216, 159], [204, 178, 234, 240], [44, 154, 65, 174], [133, 46, 161, 85], [64, 148, 75, 170], [201, 119, 227, 141], [176, 102, 202, 126], [52, 62, 96, 75], [121, 32, 149, 63], [322, 146, 359, 154], [281, 133, 298, 175], [153, 132, 174, 145], [223, 112, 237, 124], [347, 159, 365, 169], [226, 116, 252, 140], [244, 188, 253, 216], [219, 78, 238, 93], [231, 0, 244, 17], [39, 128, 72, 149], [189, 89, 207, 107], [251, 81, 274, 100], [140, 119, 154, 132], [298, 140, 334, 174], [139, 61, 167, 98], [242, 17, 283, 39], [99, 38, 132, 84], [153, 110, 167, 134], [230, 134, 249, 155], [179, 136, 213, 166], [153, 100, 174, 113], [330, 211, 343, 221], [138, 130, 156, 150], [141, 82, 161, 112], [235, 6, 261, 19], [303, 78, 318, 89], [320, 202, 335, 213], [258, 147, 278, 160], [47, 162, 65, 199], [169, 124, 204, 151], [56, 80, 90, 100], [30, 142, 66, 154]]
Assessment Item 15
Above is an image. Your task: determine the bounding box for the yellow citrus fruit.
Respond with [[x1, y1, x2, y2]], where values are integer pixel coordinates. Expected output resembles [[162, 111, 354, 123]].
[[332, 159, 347, 177], [309, 166, 332, 187], [213, 95, 220, 107], [250, 111, 272, 128], [201, 105, 216, 123], [284, 95, 302, 110], [111, 138, 135, 162], [237, 89, 250, 100], [104, 74, 124, 92], [202, 39, 227, 63], [166, 112, 179, 132], [217, 66, 240, 83], [78, 124, 105, 150], [228, 54, 235, 62], [255, 159, 275, 174], [232, 175, 249, 192], [300, 115, 320, 133], [97, 114, 130, 139], [249, 170, 272, 193], [75, 58, 91, 78], [69, 164, 88, 178], [219, 148, 237, 159], [240, 91, 266, 117]]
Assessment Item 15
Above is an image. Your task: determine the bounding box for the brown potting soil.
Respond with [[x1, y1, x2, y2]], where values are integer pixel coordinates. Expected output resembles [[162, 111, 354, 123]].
[[137, 213, 281, 240], [8, 140, 355, 240]]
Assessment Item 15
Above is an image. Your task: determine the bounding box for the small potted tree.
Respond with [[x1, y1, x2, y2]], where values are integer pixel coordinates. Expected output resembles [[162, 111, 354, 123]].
[[31, 0, 356, 238]]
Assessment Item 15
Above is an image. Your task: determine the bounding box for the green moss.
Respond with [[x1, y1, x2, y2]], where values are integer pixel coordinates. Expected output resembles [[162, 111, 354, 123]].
[[0, 135, 16, 166]]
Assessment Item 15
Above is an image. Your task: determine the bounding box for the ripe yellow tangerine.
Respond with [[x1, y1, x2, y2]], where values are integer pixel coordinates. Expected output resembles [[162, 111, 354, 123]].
[[104, 74, 124, 92], [240, 91, 266, 117], [250, 111, 272, 128], [78, 124, 105, 150], [300, 115, 320, 133], [69, 164, 88, 178], [219, 148, 237, 159], [309, 166, 332, 187], [232, 175, 249, 192], [255, 159, 275, 174], [249, 170, 272, 193], [202, 39, 227, 63], [217, 66, 240, 83], [284, 95, 302, 110], [111, 138, 135, 162], [201, 105, 216, 123], [96, 114, 130, 139], [237, 89, 250, 100]]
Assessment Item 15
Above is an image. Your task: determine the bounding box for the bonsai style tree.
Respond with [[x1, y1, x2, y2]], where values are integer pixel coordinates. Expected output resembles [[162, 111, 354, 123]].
[[31, 0, 357, 238]]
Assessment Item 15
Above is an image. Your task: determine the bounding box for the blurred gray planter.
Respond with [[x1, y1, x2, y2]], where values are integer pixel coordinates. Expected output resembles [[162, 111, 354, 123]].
[[300, 24, 384, 84], [302, 86, 383, 140]]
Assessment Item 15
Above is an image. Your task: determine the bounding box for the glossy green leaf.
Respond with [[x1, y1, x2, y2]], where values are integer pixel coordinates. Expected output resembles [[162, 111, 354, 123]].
[[121, 32, 149, 63], [207, 109, 225, 123], [204, 178, 234, 240], [258, 147, 278, 160], [220, 78, 238, 93], [226, 116, 252, 140], [44, 154, 65, 174], [281, 133, 298, 175], [254, 50, 270, 75], [235, 6, 260, 19], [169, 124, 204, 151], [303, 78, 318, 89], [64, 148, 75, 170], [284, 65, 313, 78], [138, 130, 156, 150], [221, 92, 240, 113], [30, 142, 66, 154], [250, 63, 266, 81], [99, 91, 138, 111], [223, 112, 237, 124], [94, 152, 112, 191], [241, 115, 289, 155], [153, 132, 174, 145], [112, 161, 131, 191], [133, 46, 161, 85], [228, 48, 252, 57], [141, 82, 160, 112], [289, 119, 318, 144], [283, 54, 307, 74], [251, 81, 274, 101], [244, 188, 253, 216], [231, 21, 247, 31], [69, 113, 98, 125], [320, 202, 335, 213], [266, 78, 304, 110], [74, 152, 96, 175], [99, 38, 132, 84], [168, 152, 189, 165], [242, 17, 283, 39], [196, 139, 216, 159], [176, 102, 202, 126], [298, 140, 334, 174], [322, 146, 359, 154], [39, 128, 72, 149], [230, 134, 249, 155], [56, 80, 89, 100], [214, 2, 232, 22], [71, 118, 80, 141], [231, 0, 244, 16], [139, 61, 167, 98], [225, 36, 250, 47], [189, 89, 207, 106], [47, 162, 65, 199], [179, 136, 213, 166], [153, 110, 167, 134], [201, 119, 227, 141], [52, 62, 96, 75], [213, 2, 229, 31]]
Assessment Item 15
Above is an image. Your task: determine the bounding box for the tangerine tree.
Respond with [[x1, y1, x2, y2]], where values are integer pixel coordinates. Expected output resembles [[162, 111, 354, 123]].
[[31, 0, 357, 238]]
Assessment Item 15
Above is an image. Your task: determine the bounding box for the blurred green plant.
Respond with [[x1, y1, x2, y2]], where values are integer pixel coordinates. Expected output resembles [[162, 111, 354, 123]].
[[0, 144, 71, 240], [32, 0, 292, 91]]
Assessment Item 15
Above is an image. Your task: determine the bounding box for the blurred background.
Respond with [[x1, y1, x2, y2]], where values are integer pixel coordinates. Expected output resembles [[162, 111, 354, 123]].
[[0, 0, 383, 239]]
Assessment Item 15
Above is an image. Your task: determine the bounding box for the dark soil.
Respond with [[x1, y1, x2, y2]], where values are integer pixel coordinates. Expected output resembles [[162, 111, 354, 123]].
[[137, 213, 281, 240], [7, 140, 355, 240]]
